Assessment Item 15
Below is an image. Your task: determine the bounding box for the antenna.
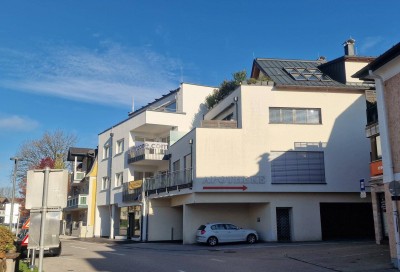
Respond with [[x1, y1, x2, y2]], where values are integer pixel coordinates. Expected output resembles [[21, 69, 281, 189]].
[[131, 97, 135, 112], [180, 65, 183, 83]]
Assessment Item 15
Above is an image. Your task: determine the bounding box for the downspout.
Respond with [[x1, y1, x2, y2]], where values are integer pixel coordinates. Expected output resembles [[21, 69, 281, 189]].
[[369, 70, 400, 269], [109, 132, 114, 239]]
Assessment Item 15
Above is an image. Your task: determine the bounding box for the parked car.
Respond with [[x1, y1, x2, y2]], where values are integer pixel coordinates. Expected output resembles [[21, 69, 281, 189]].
[[196, 223, 258, 246], [16, 221, 62, 257]]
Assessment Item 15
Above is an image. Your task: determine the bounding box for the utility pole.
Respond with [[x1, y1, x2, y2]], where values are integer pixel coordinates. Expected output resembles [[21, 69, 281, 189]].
[[9, 157, 21, 231]]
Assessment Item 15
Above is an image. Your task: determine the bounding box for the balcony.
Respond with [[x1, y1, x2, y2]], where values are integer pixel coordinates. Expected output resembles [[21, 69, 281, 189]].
[[66, 194, 88, 210], [145, 168, 192, 196], [122, 181, 142, 202], [128, 141, 169, 166], [201, 120, 237, 129], [129, 110, 186, 135], [71, 171, 86, 184], [370, 159, 383, 177]]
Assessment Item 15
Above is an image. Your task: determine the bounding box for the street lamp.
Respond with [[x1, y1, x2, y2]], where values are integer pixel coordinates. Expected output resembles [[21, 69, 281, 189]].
[[9, 157, 21, 231], [233, 97, 239, 128]]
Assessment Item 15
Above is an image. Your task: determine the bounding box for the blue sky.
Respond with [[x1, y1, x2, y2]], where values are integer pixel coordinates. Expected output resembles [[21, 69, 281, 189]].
[[0, 0, 399, 188]]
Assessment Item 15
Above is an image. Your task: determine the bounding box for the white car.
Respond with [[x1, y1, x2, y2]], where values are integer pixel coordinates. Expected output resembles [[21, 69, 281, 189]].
[[196, 223, 258, 246]]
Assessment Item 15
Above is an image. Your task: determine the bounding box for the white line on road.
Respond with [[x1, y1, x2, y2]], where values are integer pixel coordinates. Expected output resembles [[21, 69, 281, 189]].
[[70, 246, 87, 249], [210, 258, 225, 263], [106, 252, 126, 256]]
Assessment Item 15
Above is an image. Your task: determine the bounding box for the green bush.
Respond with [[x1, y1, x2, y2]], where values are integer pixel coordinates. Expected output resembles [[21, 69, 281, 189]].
[[19, 261, 38, 272], [0, 226, 15, 257]]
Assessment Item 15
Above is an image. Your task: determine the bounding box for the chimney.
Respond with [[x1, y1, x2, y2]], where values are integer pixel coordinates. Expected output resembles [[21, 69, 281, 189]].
[[343, 38, 356, 56]]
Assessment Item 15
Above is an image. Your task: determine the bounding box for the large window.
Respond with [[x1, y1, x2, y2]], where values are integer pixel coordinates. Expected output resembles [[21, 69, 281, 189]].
[[269, 108, 321, 124], [271, 151, 325, 184]]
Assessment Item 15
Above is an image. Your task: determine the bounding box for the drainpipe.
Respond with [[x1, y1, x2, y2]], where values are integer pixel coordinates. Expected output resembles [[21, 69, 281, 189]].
[[369, 70, 400, 269], [109, 132, 114, 239]]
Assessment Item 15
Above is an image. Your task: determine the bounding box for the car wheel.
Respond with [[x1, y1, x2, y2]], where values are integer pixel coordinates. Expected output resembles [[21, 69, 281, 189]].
[[247, 234, 257, 244], [207, 236, 218, 246], [49, 242, 62, 257]]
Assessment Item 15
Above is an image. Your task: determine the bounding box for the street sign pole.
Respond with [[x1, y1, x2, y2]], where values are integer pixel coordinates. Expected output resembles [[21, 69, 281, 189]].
[[38, 167, 50, 272]]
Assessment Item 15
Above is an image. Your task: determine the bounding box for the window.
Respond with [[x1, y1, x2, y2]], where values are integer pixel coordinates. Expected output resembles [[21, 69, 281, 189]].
[[173, 160, 180, 172], [269, 108, 321, 124], [101, 177, 109, 190], [165, 101, 176, 112], [223, 113, 234, 121], [115, 172, 123, 187], [103, 145, 110, 159], [284, 67, 331, 81], [271, 151, 325, 184], [116, 139, 124, 154]]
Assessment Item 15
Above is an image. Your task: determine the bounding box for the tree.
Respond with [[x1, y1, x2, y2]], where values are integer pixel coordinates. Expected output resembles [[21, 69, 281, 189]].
[[13, 130, 77, 216], [205, 70, 248, 109], [0, 187, 13, 200]]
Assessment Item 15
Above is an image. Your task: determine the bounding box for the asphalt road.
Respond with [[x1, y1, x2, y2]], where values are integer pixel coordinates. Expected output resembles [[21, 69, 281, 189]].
[[39, 238, 396, 272]]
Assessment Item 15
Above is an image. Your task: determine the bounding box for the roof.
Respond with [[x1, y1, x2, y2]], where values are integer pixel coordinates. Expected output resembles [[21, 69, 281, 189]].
[[353, 42, 400, 79], [98, 88, 180, 136], [0, 197, 9, 204], [253, 58, 370, 90], [67, 147, 96, 162]]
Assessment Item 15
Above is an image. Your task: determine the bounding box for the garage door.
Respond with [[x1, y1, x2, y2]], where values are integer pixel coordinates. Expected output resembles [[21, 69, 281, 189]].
[[320, 203, 374, 240]]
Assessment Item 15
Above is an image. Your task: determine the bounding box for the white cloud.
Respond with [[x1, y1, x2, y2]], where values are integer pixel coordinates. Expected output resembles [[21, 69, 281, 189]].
[[359, 36, 384, 55], [0, 115, 39, 131], [0, 42, 182, 107]]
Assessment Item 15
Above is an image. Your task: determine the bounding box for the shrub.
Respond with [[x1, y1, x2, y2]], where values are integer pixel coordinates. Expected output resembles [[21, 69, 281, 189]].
[[0, 226, 15, 258]]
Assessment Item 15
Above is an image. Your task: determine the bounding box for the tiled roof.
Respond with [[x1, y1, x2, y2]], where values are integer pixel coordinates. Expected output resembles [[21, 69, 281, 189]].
[[254, 58, 357, 88]]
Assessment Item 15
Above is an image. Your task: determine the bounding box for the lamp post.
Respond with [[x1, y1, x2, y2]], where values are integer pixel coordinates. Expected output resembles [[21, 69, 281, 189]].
[[9, 157, 21, 231], [233, 96, 239, 128]]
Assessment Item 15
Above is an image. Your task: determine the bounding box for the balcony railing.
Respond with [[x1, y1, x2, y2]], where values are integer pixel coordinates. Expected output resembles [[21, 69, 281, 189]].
[[128, 141, 169, 164], [122, 181, 142, 202], [145, 168, 193, 195], [201, 120, 237, 129], [67, 194, 88, 209]]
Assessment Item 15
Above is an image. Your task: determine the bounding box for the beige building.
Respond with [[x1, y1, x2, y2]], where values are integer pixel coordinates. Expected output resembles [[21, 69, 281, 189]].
[[354, 42, 400, 268], [95, 83, 215, 239], [144, 40, 376, 244]]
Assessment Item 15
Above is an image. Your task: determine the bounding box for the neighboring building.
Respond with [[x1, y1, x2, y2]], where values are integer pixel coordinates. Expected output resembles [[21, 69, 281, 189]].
[[143, 40, 375, 244], [65, 147, 98, 238], [354, 42, 400, 268], [0, 197, 9, 224], [95, 83, 216, 239]]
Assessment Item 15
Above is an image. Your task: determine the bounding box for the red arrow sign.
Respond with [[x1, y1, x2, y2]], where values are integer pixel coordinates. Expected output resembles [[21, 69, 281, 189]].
[[203, 185, 248, 191]]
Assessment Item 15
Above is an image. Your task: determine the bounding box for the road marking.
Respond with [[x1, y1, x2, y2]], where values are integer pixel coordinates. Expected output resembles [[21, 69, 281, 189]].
[[70, 246, 87, 249], [106, 252, 125, 256], [210, 258, 225, 263]]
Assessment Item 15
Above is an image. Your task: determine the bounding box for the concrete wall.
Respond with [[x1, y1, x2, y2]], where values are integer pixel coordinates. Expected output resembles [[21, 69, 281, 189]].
[[147, 198, 183, 241]]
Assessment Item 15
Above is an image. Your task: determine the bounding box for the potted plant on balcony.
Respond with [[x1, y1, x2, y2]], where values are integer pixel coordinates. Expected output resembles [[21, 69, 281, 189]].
[[0, 225, 19, 272]]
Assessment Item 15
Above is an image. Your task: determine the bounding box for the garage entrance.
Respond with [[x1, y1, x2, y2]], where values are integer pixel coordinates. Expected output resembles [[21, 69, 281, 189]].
[[320, 203, 374, 240]]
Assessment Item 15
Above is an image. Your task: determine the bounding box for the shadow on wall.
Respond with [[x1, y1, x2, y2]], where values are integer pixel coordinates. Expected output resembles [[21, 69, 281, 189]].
[[191, 103, 208, 129]]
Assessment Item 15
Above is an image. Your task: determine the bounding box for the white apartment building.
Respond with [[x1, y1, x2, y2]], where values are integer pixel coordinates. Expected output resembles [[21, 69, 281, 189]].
[[143, 40, 377, 244], [95, 83, 215, 239]]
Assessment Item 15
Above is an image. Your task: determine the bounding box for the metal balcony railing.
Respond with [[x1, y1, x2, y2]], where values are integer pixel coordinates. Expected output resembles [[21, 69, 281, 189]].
[[67, 194, 88, 208], [128, 141, 169, 164], [145, 168, 193, 195], [122, 181, 142, 202]]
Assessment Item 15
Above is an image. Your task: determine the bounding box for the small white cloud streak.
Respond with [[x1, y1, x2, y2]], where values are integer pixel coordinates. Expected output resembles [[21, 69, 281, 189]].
[[0, 42, 182, 106], [0, 115, 39, 131], [359, 36, 383, 54]]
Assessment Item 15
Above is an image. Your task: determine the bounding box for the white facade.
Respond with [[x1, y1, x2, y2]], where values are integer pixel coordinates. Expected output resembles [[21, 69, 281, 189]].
[[94, 83, 215, 238], [156, 82, 372, 244]]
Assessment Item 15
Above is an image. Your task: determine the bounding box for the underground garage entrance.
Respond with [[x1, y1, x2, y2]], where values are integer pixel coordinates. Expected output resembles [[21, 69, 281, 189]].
[[320, 203, 374, 240]]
